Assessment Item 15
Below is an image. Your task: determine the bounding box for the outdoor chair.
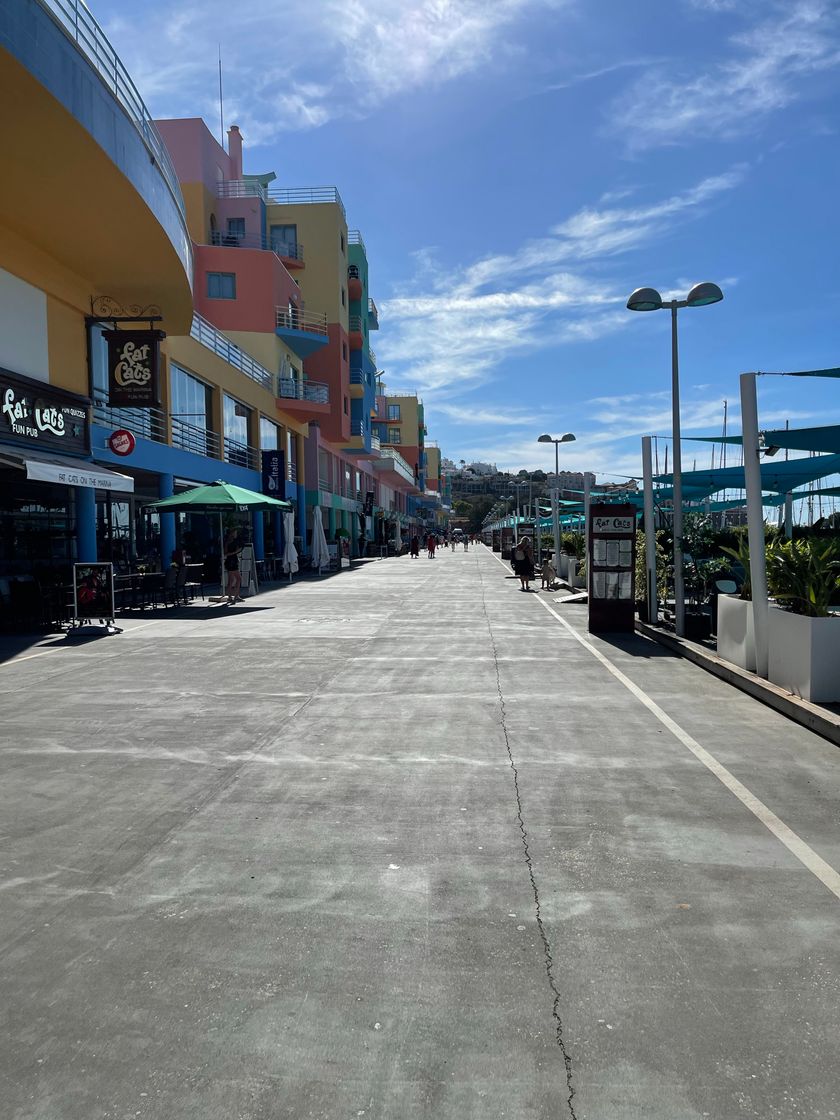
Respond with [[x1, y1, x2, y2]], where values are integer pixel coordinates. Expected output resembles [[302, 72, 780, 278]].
[[177, 565, 205, 602], [163, 566, 181, 607]]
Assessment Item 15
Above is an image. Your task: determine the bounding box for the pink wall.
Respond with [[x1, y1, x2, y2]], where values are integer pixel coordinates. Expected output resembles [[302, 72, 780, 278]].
[[194, 245, 300, 333], [302, 325, 350, 444], [156, 118, 233, 190]]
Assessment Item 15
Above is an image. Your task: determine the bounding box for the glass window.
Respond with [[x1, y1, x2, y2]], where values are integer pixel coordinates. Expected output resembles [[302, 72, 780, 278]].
[[270, 225, 297, 254], [171, 364, 213, 455], [388, 404, 400, 421], [388, 427, 401, 444], [260, 417, 279, 450], [207, 272, 236, 299], [341, 287, 346, 307], [226, 218, 245, 243], [223, 395, 251, 466]]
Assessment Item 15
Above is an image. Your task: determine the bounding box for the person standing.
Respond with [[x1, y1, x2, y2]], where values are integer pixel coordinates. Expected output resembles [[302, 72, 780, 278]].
[[513, 536, 535, 591], [427, 533, 436, 558], [224, 531, 243, 604], [410, 534, 420, 558]]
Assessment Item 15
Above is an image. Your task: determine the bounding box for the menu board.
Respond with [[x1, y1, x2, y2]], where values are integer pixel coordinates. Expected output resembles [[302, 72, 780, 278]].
[[588, 503, 637, 633]]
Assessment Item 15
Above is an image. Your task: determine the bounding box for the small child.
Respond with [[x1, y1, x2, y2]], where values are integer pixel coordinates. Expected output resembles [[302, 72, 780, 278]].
[[540, 559, 556, 590]]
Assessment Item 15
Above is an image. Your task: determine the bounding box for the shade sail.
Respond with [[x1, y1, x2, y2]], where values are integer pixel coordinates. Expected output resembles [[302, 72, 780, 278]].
[[145, 480, 290, 512], [654, 453, 840, 496], [684, 424, 840, 455]]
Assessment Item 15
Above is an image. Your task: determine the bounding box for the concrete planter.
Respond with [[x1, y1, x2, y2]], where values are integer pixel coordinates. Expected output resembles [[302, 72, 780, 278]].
[[768, 606, 840, 702], [716, 595, 756, 673], [558, 553, 569, 579], [568, 559, 585, 589]]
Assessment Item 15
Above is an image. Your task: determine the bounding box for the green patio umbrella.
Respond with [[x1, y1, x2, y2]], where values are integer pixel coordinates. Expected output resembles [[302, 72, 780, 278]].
[[146, 481, 290, 594]]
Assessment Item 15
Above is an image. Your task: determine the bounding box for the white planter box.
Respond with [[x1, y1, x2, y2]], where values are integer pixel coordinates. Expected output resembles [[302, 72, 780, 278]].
[[558, 554, 569, 579], [768, 606, 840, 702], [716, 595, 756, 673]]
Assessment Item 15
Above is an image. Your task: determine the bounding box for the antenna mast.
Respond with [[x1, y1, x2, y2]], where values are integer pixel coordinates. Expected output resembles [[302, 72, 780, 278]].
[[218, 46, 225, 147]]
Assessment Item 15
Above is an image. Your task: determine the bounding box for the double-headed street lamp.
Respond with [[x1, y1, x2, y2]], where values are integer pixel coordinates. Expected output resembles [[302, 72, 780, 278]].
[[626, 282, 723, 636], [537, 432, 576, 566]]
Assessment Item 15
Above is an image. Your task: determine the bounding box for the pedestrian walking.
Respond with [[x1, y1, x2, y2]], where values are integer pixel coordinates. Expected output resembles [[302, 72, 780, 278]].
[[427, 533, 436, 558], [512, 536, 535, 591], [410, 534, 420, 558], [224, 531, 243, 604], [463, 537, 469, 551]]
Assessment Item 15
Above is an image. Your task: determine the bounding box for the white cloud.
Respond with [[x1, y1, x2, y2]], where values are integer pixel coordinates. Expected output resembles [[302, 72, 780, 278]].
[[611, 1, 840, 150], [380, 168, 745, 400], [107, 0, 566, 140]]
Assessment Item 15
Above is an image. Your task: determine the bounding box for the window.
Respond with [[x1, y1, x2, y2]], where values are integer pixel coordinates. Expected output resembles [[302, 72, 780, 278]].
[[260, 417, 279, 450], [171, 364, 213, 454], [225, 217, 245, 244], [344, 396, 349, 415], [207, 272, 236, 299], [388, 404, 400, 421], [342, 342, 347, 361], [340, 233, 345, 253], [341, 287, 347, 308], [224, 394, 251, 465], [270, 224, 298, 256], [388, 427, 401, 445]]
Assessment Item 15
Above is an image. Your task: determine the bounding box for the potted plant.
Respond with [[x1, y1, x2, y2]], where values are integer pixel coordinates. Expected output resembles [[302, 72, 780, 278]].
[[765, 538, 840, 701], [717, 532, 756, 671], [635, 529, 668, 622]]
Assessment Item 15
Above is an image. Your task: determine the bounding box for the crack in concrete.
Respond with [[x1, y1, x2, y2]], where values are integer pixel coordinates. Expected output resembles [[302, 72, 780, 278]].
[[477, 558, 578, 1120]]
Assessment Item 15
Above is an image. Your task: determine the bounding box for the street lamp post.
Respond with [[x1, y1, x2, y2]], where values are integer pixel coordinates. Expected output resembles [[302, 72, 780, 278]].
[[627, 282, 723, 637], [537, 433, 576, 568]]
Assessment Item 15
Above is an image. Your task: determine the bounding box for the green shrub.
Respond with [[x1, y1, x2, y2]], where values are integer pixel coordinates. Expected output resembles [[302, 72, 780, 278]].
[[766, 538, 840, 618]]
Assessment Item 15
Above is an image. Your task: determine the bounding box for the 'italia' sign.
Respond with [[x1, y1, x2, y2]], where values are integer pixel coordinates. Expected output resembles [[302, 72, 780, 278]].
[[104, 330, 164, 407]]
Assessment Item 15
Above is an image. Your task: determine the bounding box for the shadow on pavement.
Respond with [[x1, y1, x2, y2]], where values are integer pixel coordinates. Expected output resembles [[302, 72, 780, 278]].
[[596, 631, 677, 659]]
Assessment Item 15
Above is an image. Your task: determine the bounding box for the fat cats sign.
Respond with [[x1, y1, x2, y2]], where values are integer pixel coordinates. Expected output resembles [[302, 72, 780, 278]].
[[104, 330, 163, 407]]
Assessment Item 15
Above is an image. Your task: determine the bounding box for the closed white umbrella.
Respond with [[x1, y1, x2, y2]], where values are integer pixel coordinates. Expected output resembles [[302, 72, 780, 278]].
[[311, 505, 330, 572], [394, 518, 402, 553], [282, 510, 298, 581]]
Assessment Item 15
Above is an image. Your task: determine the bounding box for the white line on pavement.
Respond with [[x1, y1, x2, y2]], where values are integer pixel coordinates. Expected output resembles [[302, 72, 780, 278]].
[[487, 547, 840, 902]]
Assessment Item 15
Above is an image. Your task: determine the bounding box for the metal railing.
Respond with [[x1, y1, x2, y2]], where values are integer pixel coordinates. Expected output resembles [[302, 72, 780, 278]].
[[370, 433, 381, 451], [171, 416, 221, 459], [289, 461, 298, 483], [266, 186, 346, 218], [190, 314, 273, 391], [207, 231, 305, 263], [368, 297, 379, 324], [218, 180, 267, 201], [350, 420, 367, 436], [277, 378, 329, 404], [318, 476, 331, 492], [223, 438, 260, 472], [275, 307, 328, 335], [348, 229, 366, 251], [41, 0, 186, 220], [349, 368, 367, 385], [93, 398, 167, 442], [368, 346, 377, 368], [348, 315, 364, 334]]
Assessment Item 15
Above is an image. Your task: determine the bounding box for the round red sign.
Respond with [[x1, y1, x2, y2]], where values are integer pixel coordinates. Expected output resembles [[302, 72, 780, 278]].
[[108, 428, 136, 456]]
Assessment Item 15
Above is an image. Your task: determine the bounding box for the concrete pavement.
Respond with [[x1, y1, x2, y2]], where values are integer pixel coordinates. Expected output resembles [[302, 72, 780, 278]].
[[2, 544, 839, 1119]]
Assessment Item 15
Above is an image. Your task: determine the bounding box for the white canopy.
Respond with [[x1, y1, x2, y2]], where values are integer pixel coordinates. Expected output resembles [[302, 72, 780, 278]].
[[281, 510, 298, 578]]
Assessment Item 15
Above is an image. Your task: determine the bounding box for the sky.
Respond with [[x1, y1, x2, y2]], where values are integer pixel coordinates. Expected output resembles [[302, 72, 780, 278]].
[[103, 0, 840, 484]]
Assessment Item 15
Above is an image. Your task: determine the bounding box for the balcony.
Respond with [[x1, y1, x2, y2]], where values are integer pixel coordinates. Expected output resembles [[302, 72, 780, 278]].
[[190, 314, 273, 390], [208, 230, 305, 269], [368, 298, 380, 330], [348, 229, 366, 252], [275, 306, 329, 358], [348, 314, 364, 351], [266, 186, 346, 219], [276, 377, 330, 419], [223, 437, 260, 472], [347, 264, 363, 301], [218, 180, 267, 201], [94, 398, 167, 443], [344, 421, 381, 459], [1, 0, 193, 332], [172, 416, 221, 459], [372, 449, 417, 488]]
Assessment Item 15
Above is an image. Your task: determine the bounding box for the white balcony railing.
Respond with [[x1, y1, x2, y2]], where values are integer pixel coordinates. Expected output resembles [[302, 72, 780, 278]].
[[276, 307, 328, 336], [267, 186, 346, 218], [190, 313, 273, 391]]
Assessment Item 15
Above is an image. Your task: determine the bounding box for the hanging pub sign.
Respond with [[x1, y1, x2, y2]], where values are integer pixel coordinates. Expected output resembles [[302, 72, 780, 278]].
[[104, 330, 164, 407], [1, 367, 89, 454], [261, 449, 285, 495]]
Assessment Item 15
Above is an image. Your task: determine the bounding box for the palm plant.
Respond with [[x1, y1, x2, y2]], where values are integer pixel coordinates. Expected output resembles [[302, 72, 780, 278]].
[[720, 532, 752, 600], [766, 538, 840, 618]]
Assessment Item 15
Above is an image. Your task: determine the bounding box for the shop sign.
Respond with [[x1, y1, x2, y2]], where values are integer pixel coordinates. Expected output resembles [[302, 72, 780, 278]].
[[104, 330, 163, 407], [108, 428, 136, 456], [261, 449, 284, 495], [0, 368, 88, 454]]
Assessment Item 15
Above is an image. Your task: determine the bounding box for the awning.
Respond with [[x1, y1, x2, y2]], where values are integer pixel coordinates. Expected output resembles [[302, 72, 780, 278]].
[[0, 448, 134, 493]]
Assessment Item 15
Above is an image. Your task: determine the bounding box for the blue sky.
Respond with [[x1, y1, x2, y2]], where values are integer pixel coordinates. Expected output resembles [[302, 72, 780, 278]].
[[104, 0, 840, 482]]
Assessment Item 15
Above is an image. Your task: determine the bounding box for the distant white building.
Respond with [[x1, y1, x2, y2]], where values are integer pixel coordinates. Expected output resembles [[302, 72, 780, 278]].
[[466, 461, 497, 476]]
